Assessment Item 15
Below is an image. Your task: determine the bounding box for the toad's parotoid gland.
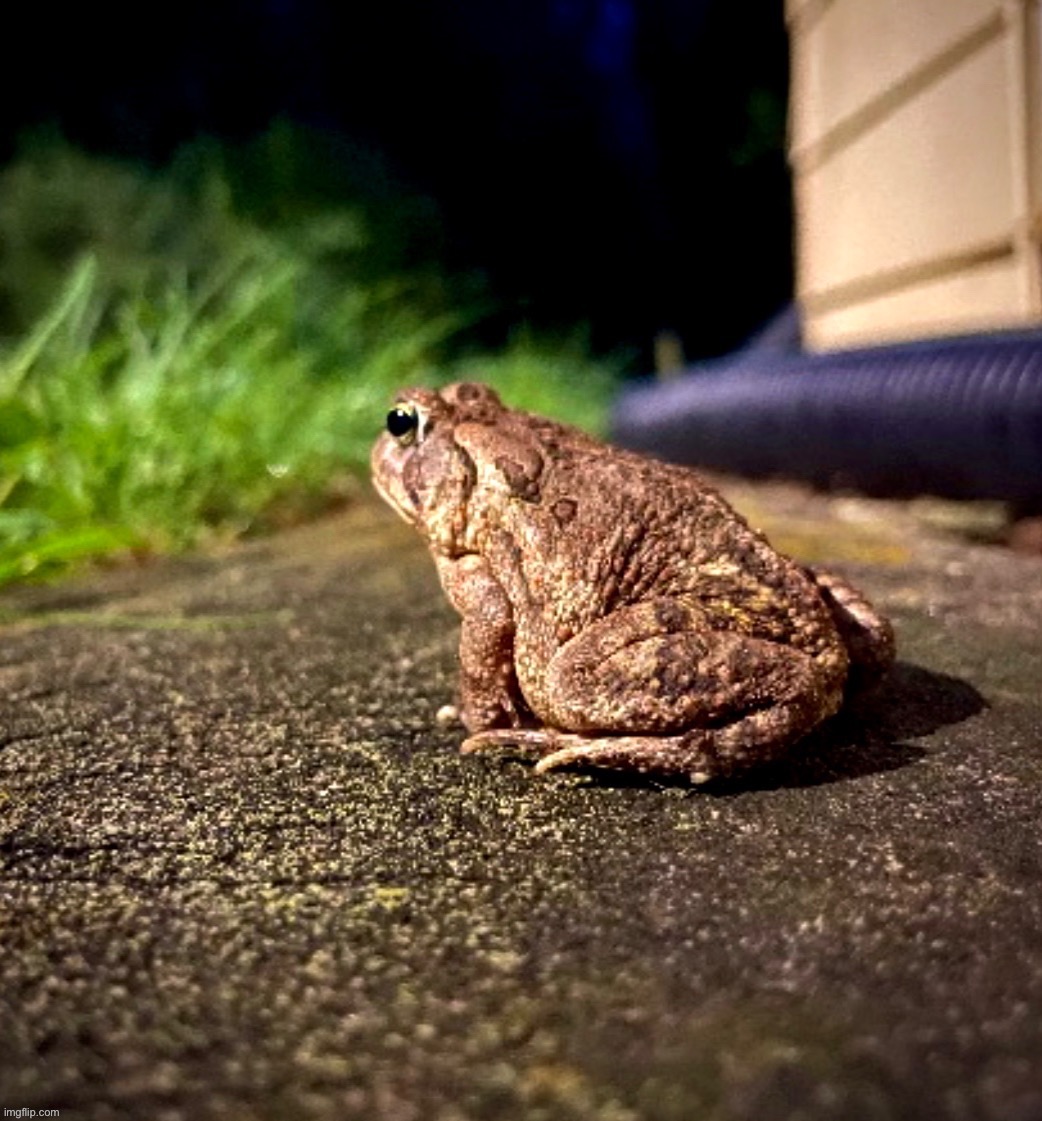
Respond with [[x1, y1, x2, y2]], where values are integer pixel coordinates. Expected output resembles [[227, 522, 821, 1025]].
[[372, 382, 895, 783]]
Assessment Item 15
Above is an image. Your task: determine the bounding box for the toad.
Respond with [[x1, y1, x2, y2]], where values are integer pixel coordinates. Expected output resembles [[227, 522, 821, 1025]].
[[371, 382, 895, 782]]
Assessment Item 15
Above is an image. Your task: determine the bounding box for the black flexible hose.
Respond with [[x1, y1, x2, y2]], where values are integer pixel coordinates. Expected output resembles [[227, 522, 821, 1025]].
[[610, 330, 1042, 505]]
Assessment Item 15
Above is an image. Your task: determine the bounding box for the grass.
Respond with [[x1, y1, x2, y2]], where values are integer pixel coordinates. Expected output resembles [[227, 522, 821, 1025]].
[[0, 136, 620, 587]]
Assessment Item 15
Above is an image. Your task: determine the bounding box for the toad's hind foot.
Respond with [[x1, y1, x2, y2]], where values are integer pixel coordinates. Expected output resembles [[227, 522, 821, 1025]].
[[461, 727, 729, 784], [531, 732, 725, 783], [460, 728, 563, 759], [463, 694, 830, 783], [461, 727, 643, 770]]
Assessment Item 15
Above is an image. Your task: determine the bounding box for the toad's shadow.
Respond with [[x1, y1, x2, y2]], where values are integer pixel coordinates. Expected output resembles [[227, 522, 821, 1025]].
[[576, 661, 986, 794]]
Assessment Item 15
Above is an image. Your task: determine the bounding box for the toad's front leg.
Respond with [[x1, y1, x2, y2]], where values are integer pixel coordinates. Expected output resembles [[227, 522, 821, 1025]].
[[435, 554, 532, 732]]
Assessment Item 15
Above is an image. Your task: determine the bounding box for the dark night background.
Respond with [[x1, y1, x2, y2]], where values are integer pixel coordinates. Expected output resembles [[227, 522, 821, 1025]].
[[0, 0, 792, 364]]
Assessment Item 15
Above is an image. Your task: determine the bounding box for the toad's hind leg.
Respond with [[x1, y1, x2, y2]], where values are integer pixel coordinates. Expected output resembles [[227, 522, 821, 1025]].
[[533, 696, 825, 782], [539, 598, 846, 737], [464, 599, 848, 782], [462, 694, 828, 783], [804, 565, 895, 689]]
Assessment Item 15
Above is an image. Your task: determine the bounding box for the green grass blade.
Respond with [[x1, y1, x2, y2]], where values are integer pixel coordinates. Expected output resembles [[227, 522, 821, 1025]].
[[0, 257, 98, 396]]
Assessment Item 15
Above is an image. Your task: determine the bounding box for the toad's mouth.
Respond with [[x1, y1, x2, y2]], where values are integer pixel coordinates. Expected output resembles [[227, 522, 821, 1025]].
[[370, 442, 420, 526], [371, 469, 415, 525]]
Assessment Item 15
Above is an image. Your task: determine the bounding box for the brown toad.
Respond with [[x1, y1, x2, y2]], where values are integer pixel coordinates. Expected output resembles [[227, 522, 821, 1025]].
[[371, 382, 895, 782]]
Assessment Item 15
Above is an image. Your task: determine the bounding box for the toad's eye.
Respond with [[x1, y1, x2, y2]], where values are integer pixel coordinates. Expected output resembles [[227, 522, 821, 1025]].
[[386, 403, 419, 444]]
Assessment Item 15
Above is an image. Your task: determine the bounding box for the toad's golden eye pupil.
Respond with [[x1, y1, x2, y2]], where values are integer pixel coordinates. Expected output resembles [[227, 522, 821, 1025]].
[[386, 405, 418, 441]]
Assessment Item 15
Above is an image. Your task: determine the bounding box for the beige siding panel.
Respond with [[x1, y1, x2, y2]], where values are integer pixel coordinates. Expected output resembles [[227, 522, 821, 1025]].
[[805, 254, 1030, 349], [798, 34, 1015, 300], [785, 0, 813, 19], [791, 0, 1001, 150]]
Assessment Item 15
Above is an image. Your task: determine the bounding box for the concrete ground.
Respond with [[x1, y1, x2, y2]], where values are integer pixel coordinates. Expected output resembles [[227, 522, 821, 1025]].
[[1, 480, 1040, 1121]]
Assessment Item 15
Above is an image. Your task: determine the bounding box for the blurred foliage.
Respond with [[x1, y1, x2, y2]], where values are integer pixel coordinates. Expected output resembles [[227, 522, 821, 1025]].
[[0, 129, 620, 586], [0, 124, 463, 345]]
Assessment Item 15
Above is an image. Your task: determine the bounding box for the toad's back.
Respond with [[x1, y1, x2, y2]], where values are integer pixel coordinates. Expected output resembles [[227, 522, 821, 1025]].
[[490, 427, 847, 666]]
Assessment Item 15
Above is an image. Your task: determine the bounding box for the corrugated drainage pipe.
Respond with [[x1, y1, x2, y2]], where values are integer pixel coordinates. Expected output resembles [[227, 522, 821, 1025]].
[[610, 331, 1042, 507]]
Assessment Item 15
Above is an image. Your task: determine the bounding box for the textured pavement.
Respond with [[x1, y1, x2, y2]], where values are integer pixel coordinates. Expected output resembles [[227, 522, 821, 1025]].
[[1, 484, 1041, 1120]]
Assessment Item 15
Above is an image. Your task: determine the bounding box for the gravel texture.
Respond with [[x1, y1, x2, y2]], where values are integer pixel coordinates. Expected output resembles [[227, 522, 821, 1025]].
[[1, 486, 1040, 1121]]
